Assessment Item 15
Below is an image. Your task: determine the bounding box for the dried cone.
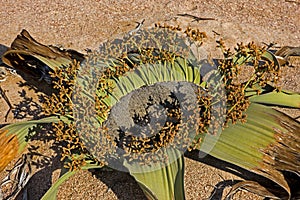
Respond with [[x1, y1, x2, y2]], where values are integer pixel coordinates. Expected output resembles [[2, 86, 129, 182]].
[[0, 130, 19, 172]]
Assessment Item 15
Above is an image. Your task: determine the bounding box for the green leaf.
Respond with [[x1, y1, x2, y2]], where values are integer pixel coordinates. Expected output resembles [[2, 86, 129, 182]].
[[249, 90, 300, 108], [245, 83, 300, 108], [197, 103, 300, 199], [124, 148, 185, 200]]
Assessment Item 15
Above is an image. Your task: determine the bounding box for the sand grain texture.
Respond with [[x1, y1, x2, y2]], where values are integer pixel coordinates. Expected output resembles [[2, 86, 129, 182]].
[[0, 0, 299, 199]]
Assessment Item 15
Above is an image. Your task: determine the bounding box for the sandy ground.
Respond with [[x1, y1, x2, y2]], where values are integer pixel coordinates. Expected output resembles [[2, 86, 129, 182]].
[[0, 0, 299, 199]]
